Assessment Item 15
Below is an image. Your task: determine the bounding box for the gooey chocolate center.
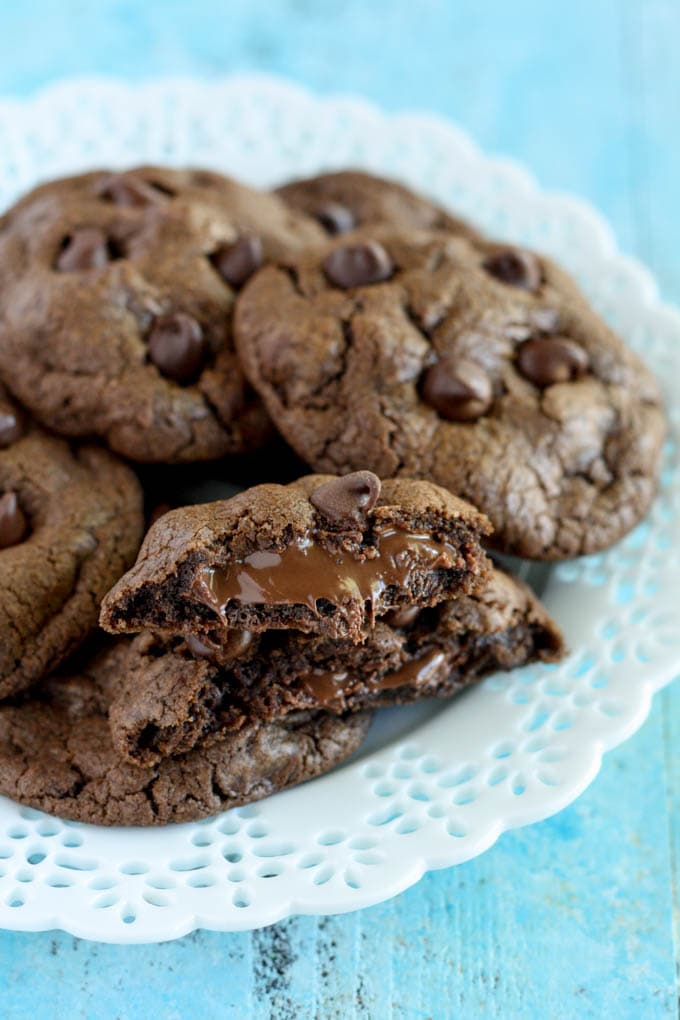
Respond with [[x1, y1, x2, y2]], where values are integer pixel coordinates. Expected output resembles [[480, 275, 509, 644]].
[[300, 648, 447, 708], [192, 526, 460, 621]]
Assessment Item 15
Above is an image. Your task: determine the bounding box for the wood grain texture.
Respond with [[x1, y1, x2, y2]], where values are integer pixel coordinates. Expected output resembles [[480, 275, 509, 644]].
[[0, 1, 678, 1016]]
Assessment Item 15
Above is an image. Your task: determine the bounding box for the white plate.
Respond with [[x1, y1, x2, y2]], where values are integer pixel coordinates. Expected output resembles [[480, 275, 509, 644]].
[[0, 75, 677, 944]]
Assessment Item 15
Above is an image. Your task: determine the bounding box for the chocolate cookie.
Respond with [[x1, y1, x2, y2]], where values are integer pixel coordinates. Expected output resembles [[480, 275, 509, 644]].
[[109, 566, 563, 766], [0, 386, 144, 698], [0, 167, 325, 462], [234, 229, 665, 559], [0, 638, 371, 826], [277, 169, 477, 239], [100, 472, 491, 644]]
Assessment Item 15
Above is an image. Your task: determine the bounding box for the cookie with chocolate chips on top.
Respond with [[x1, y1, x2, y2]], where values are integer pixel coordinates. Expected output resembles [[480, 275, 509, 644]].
[[0, 385, 144, 698], [0, 166, 325, 462], [100, 471, 492, 645], [277, 169, 478, 239], [0, 637, 371, 826], [108, 565, 563, 767], [234, 228, 665, 559]]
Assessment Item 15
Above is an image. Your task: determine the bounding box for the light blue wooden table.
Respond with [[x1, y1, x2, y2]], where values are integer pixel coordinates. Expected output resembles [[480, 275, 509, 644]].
[[0, 2, 678, 1016]]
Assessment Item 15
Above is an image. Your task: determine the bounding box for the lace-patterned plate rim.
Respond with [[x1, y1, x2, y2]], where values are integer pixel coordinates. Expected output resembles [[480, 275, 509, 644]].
[[0, 75, 677, 943]]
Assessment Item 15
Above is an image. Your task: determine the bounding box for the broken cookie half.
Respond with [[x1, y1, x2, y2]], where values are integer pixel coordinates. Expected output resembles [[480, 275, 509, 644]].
[[100, 472, 492, 644]]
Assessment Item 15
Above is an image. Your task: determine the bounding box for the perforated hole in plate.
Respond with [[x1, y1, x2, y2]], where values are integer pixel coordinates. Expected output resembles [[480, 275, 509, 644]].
[[169, 856, 210, 873], [45, 874, 73, 889], [437, 764, 478, 788], [227, 867, 245, 883], [232, 889, 251, 908], [186, 872, 217, 888], [373, 780, 398, 797], [55, 854, 97, 872], [145, 876, 176, 891], [245, 822, 268, 839], [190, 831, 214, 847], [18, 808, 42, 821], [452, 787, 477, 806], [257, 863, 284, 879], [343, 869, 362, 889], [297, 852, 324, 870], [491, 742, 515, 760], [395, 817, 420, 835], [36, 820, 61, 838], [391, 762, 414, 779], [598, 700, 623, 718], [487, 766, 508, 787], [312, 865, 334, 886], [235, 805, 259, 819], [316, 831, 344, 847], [6, 891, 25, 908], [142, 890, 170, 907], [446, 819, 468, 838], [551, 711, 575, 732], [92, 892, 117, 909], [60, 832, 83, 848], [407, 783, 431, 802], [347, 835, 377, 851], [216, 816, 240, 836], [121, 906, 136, 925], [26, 851, 46, 866], [523, 707, 550, 733], [119, 861, 148, 876], [368, 805, 404, 827], [222, 846, 243, 864]]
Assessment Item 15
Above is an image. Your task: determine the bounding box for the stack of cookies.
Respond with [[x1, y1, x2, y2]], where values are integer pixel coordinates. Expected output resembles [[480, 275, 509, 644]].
[[0, 167, 664, 826]]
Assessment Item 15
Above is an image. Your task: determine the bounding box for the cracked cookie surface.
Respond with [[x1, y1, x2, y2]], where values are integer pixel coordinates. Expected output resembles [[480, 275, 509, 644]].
[[0, 167, 324, 462], [0, 386, 144, 698], [0, 637, 371, 826], [109, 566, 563, 766], [234, 229, 665, 559]]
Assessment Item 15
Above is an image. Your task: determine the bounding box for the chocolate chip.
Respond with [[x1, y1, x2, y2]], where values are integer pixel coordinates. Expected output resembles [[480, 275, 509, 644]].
[[323, 241, 394, 289], [517, 337, 590, 388], [315, 202, 355, 235], [310, 471, 381, 527], [211, 236, 263, 288], [483, 248, 542, 292], [420, 357, 493, 422], [56, 228, 110, 272], [0, 403, 24, 448], [0, 492, 28, 549], [98, 174, 169, 208], [386, 606, 421, 629], [148, 312, 208, 384]]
